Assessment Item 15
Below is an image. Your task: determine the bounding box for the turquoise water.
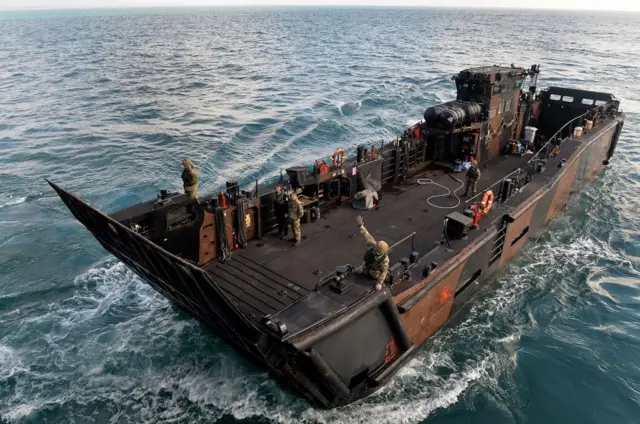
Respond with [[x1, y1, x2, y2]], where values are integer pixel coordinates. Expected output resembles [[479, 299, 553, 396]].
[[1, 7, 639, 424]]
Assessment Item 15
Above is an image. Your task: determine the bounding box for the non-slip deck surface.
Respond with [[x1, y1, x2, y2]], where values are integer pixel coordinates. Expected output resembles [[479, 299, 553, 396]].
[[203, 123, 612, 322]]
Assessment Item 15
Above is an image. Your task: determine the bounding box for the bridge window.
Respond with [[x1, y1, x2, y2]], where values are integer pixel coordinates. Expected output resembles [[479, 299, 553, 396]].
[[515, 80, 523, 89], [581, 98, 595, 105], [595, 100, 608, 106], [562, 96, 574, 103], [493, 86, 502, 94], [549, 94, 562, 101], [459, 82, 486, 97]]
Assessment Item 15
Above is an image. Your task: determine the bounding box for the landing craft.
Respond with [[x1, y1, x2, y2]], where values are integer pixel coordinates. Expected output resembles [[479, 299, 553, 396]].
[[49, 65, 625, 408]]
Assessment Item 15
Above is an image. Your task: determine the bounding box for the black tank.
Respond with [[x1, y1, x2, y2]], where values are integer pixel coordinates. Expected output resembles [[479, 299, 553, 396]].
[[424, 100, 483, 128]]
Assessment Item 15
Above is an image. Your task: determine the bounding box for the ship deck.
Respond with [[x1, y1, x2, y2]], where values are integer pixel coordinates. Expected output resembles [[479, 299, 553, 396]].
[[202, 123, 612, 322]]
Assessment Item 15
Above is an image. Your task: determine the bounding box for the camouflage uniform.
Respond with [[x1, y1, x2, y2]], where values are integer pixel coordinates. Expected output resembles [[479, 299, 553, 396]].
[[464, 161, 481, 196], [181, 158, 199, 200], [359, 225, 390, 287], [274, 188, 289, 238], [290, 195, 304, 244]]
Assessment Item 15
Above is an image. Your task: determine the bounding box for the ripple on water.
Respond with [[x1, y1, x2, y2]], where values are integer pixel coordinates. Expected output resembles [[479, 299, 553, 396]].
[[1, 7, 640, 424]]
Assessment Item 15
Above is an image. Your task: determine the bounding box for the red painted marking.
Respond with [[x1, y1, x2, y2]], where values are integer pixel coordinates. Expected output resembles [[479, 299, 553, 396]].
[[384, 339, 398, 363], [440, 286, 452, 305]]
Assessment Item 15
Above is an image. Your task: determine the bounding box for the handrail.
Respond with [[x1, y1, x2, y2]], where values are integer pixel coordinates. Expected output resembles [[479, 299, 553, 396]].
[[465, 168, 522, 204], [463, 101, 617, 205], [528, 101, 615, 164]]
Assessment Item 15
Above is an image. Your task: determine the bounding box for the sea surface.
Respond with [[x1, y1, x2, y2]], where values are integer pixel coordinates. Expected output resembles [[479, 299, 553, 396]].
[[1, 6, 639, 424]]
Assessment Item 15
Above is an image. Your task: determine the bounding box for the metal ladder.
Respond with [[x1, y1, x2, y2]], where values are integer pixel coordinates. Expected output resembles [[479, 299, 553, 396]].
[[489, 219, 508, 266]]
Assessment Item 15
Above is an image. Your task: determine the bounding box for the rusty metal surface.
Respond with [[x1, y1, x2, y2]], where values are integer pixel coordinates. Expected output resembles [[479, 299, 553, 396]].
[[398, 262, 464, 345]]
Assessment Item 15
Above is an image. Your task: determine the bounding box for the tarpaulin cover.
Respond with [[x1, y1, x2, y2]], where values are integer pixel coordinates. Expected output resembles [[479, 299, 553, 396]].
[[352, 189, 378, 210], [356, 157, 383, 192]]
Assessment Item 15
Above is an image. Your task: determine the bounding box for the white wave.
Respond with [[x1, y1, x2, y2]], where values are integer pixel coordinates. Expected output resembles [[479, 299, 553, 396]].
[[591, 324, 628, 335], [0, 345, 27, 380], [0, 195, 27, 209], [405, 118, 421, 128], [2, 403, 38, 422], [496, 333, 521, 344], [4, 204, 633, 424], [164, 350, 492, 424], [334, 100, 362, 116], [587, 275, 640, 304]]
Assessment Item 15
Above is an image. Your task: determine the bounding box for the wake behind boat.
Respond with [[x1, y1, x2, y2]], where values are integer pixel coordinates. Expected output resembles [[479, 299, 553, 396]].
[[49, 64, 625, 408]]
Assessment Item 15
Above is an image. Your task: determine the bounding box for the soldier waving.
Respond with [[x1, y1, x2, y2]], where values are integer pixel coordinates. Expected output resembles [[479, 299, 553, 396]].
[[356, 216, 389, 291]]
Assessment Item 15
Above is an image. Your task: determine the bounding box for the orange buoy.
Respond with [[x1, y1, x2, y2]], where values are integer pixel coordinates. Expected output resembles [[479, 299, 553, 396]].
[[480, 189, 494, 213], [332, 148, 346, 168]]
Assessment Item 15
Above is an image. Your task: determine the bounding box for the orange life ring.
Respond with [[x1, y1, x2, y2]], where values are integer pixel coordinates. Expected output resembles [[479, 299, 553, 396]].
[[332, 148, 346, 168], [480, 189, 494, 213]]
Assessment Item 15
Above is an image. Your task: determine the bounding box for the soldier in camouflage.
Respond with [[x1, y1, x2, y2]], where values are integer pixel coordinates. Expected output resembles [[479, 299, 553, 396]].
[[463, 158, 481, 196], [356, 216, 389, 291], [274, 184, 289, 239], [181, 158, 199, 201], [289, 193, 304, 246]]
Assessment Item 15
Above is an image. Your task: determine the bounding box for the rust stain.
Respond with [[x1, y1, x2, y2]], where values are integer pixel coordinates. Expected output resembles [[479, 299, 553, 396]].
[[198, 211, 216, 265], [546, 150, 580, 223], [500, 205, 536, 268], [399, 262, 465, 345], [584, 125, 615, 183]]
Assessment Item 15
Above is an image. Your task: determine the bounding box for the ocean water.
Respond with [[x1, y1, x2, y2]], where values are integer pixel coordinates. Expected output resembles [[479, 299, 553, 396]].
[[1, 6, 639, 424]]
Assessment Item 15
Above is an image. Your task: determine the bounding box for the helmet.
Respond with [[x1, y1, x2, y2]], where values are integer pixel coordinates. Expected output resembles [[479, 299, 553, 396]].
[[375, 240, 388, 255], [182, 158, 192, 167]]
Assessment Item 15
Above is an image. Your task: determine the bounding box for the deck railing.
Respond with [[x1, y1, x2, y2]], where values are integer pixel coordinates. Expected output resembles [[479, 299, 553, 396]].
[[465, 168, 523, 205], [464, 101, 619, 207], [528, 101, 616, 164]]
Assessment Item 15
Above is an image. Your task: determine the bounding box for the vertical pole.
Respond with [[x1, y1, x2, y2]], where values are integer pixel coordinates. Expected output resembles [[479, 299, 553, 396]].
[[255, 178, 262, 239], [393, 147, 400, 184], [422, 133, 428, 163]]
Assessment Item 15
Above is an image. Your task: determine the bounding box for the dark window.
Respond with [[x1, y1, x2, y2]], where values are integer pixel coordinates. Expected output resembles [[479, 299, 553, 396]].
[[456, 269, 482, 296], [511, 226, 530, 246], [493, 86, 502, 94], [515, 80, 523, 89], [504, 100, 512, 113]]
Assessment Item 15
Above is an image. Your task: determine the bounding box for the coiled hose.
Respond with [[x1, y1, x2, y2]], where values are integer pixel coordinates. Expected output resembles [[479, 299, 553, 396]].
[[417, 175, 465, 209]]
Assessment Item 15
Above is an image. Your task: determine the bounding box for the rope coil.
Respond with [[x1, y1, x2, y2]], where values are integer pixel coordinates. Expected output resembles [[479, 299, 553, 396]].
[[417, 176, 465, 209]]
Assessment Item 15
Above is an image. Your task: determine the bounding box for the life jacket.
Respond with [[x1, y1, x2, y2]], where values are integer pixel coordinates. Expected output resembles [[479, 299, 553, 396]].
[[364, 248, 387, 274]]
